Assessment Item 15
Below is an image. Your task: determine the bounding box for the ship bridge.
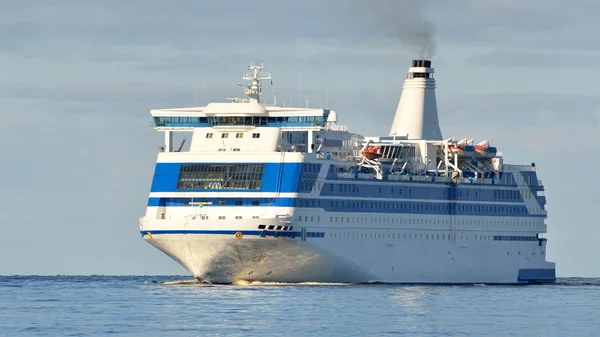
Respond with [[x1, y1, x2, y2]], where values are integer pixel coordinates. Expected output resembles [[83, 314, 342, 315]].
[[151, 104, 330, 130], [150, 62, 340, 154]]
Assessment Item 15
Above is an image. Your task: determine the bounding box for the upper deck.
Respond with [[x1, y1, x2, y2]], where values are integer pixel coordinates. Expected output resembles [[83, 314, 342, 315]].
[[148, 62, 544, 193], [151, 103, 332, 130]]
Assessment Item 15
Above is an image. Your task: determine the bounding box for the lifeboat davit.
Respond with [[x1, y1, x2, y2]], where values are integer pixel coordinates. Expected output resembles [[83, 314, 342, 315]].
[[474, 140, 497, 160], [448, 143, 475, 158], [362, 146, 383, 160]]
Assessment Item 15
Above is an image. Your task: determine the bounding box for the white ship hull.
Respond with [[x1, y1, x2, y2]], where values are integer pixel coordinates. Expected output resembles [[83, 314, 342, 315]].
[[141, 223, 555, 284]]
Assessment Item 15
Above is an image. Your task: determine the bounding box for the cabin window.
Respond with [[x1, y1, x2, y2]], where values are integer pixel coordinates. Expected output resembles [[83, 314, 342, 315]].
[[252, 133, 260, 138], [206, 133, 213, 138], [252, 200, 260, 206], [258, 225, 266, 229], [221, 133, 229, 138], [236, 133, 244, 138]]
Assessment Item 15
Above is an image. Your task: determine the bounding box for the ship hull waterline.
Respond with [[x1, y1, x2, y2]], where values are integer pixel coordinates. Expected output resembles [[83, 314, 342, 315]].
[[142, 233, 556, 285]]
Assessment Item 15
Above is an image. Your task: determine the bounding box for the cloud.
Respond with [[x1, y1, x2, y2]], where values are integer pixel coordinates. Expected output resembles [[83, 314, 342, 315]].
[[135, 47, 416, 76], [0, 99, 179, 275], [466, 50, 600, 67], [2, 0, 598, 68], [0, 81, 195, 106], [439, 92, 600, 127], [434, 0, 600, 51]]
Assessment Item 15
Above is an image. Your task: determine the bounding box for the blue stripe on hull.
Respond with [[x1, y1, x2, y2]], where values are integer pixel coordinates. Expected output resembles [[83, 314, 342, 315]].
[[320, 181, 525, 203], [494, 235, 539, 241], [518, 268, 556, 283], [147, 197, 544, 218], [299, 199, 541, 217], [150, 162, 302, 193], [147, 197, 295, 207], [140, 230, 325, 238], [147, 162, 545, 218]]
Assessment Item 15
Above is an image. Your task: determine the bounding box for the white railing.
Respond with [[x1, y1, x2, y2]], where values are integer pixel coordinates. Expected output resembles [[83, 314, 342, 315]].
[[503, 164, 534, 172], [325, 124, 348, 131]]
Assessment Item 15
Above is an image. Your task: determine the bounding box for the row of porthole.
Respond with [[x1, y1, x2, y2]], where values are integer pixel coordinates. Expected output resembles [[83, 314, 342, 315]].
[[322, 183, 527, 200], [301, 215, 544, 228], [214, 215, 261, 220], [257, 225, 294, 231], [329, 232, 483, 241], [507, 251, 545, 256], [206, 132, 261, 139], [328, 232, 546, 250], [297, 199, 536, 215]]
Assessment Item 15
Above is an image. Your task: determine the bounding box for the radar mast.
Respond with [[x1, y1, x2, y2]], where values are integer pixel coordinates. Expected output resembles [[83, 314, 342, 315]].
[[238, 62, 271, 103]]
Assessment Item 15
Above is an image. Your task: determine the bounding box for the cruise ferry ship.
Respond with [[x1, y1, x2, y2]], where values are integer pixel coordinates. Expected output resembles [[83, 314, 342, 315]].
[[139, 60, 556, 284]]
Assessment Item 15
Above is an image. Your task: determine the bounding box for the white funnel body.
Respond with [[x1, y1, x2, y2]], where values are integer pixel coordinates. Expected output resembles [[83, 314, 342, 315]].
[[389, 60, 442, 140]]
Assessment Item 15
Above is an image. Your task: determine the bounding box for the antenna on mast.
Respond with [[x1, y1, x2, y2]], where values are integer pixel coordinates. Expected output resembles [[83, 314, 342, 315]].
[[272, 80, 276, 106], [238, 61, 271, 103], [298, 69, 301, 110]]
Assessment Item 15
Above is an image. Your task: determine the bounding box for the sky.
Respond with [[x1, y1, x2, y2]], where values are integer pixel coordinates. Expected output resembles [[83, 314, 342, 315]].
[[1, 0, 599, 277]]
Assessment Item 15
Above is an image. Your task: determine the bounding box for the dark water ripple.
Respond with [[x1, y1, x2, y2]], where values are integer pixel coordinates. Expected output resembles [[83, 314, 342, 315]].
[[0, 276, 598, 336]]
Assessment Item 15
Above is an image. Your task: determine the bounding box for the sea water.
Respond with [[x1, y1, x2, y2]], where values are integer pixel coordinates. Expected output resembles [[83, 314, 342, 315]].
[[0, 276, 598, 336]]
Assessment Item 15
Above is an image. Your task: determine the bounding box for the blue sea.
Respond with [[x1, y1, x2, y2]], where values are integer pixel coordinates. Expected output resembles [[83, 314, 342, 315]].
[[1, 276, 598, 336]]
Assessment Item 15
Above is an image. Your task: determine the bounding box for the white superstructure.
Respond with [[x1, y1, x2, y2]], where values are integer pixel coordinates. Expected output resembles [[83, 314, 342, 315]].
[[139, 60, 555, 284]]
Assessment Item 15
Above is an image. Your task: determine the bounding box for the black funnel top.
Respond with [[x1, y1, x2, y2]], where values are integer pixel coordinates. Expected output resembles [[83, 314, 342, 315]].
[[411, 60, 432, 68]]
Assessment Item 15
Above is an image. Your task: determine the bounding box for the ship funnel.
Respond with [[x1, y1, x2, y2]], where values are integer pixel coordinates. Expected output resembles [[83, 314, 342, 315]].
[[389, 59, 442, 140]]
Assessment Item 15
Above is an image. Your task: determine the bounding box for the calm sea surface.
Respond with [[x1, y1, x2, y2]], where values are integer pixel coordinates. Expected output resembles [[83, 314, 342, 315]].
[[0, 276, 598, 336]]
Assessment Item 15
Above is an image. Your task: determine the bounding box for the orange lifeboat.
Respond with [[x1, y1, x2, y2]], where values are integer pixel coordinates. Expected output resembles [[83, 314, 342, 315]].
[[447, 143, 475, 158], [362, 146, 383, 160], [474, 141, 497, 159]]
